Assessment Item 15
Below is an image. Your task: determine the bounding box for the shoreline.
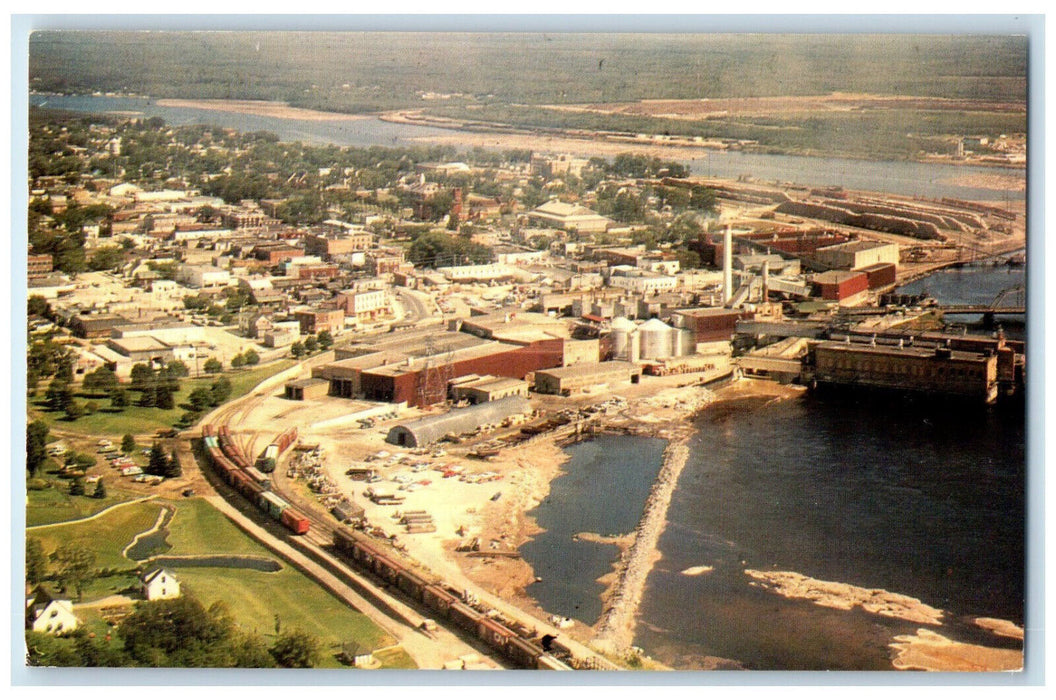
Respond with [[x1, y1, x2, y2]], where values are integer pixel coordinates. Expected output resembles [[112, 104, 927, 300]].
[[35, 93, 1025, 176]]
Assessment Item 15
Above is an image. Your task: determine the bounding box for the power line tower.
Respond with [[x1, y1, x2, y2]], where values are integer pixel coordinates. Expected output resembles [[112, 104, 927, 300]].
[[417, 336, 456, 408]]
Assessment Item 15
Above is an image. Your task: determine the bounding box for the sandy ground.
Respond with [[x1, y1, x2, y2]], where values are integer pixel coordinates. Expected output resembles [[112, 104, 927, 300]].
[[744, 569, 945, 626], [155, 99, 367, 122], [940, 173, 1027, 192], [889, 629, 1023, 672]]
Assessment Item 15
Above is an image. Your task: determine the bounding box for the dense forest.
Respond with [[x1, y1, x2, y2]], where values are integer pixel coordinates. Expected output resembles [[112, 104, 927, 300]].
[[30, 32, 1028, 108]]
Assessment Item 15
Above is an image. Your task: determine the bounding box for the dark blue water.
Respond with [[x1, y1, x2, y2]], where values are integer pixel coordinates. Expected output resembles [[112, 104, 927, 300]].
[[635, 393, 1024, 670], [899, 263, 1026, 332], [520, 434, 668, 625], [30, 93, 1024, 201], [898, 263, 1025, 307]]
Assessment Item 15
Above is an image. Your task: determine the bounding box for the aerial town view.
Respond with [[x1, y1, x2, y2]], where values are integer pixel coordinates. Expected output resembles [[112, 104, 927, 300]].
[[21, 28, 1029, 675]]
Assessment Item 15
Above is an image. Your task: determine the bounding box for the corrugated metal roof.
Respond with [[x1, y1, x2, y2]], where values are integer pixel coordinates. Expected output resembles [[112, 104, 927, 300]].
[[386, 395, 531, 447]]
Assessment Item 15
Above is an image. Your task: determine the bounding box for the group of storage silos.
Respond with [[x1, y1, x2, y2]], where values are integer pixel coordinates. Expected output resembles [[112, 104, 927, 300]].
[[610, 316, 696, 363]]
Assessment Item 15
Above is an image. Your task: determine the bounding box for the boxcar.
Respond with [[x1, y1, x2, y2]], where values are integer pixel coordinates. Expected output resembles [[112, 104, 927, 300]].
[[258, 491, 289, 518], [396, 569, 428, 601], [422, 584, 458, 615], [373, 554, 401, 585], [244, 466, 270, 488], [280, 507, 310, 535], [478, 617, 512, 649], [506, 636, 545, 669], [448, 601, 481, 632]]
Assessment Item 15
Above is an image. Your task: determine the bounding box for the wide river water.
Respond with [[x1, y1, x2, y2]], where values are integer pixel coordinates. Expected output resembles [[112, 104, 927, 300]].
[[30, 93, 1025, 202]]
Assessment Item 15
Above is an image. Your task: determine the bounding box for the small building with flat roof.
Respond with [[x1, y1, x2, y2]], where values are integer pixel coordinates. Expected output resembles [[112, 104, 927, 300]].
[[284, 377, 331, 401]]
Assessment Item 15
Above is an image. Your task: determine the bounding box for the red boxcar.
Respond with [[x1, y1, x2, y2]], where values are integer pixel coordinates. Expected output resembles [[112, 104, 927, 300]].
[[280, 507, 310, 535]]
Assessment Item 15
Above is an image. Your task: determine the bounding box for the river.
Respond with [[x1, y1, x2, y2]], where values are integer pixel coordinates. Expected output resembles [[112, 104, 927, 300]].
[[30, 93, 1024, 202]]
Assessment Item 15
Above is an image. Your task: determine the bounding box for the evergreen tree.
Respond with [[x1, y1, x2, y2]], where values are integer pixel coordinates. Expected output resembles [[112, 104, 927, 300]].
[[203, 358, 223, 374], [50, 543, 96, 600], [148, 443, 168, 476], [46, 377, 73, 412], [26, 420, 50, 476], [92, 479, 107, 499], [269, 629, 321, 668], [26, 537, 48, 584], [121, 433, 137, 454], [315, 331, 332, 351], [209, 377, 232, 406], [188, 387, 213, 413], [69, 478, 86, 496], [64, 401, 86, 421], [165, 450, 182, 479], [303, 335, 319, 354], [243, 348, 260, 365], [109, 387, 129, 409]]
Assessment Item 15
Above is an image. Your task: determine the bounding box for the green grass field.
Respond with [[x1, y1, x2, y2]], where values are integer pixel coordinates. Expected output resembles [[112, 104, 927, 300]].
[[172, 567, 411, 668], [25, 477, 145, 528], [29, 360, 296, 438], [164, 497, 276, 557], [28, 498, 164, 569]]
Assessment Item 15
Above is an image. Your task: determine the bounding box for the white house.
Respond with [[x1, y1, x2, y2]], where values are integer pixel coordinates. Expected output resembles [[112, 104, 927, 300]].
[[141, 568, 181, 601], [26, 587, 80, 635]]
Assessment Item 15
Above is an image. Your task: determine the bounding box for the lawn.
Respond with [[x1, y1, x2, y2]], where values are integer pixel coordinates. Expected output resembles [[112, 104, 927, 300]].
[[25, 478, 143, 528], [159, 497, 416, 669], [172, 567, 408, 668], [28, 499, 165, 569], [165, 497, 276, 557], [29, 359, 297, 439]]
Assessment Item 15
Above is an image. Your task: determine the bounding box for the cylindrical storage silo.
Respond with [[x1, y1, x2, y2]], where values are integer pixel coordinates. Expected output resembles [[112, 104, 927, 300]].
[[610, 316, 636, 361], [639, 318, 674, 360]]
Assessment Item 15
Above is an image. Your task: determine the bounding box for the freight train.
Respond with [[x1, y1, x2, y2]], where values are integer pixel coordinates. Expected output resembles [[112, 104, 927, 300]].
[[257, 427, 298, 473], [332, 527, 568, 670], [201, 424, 310, 535]]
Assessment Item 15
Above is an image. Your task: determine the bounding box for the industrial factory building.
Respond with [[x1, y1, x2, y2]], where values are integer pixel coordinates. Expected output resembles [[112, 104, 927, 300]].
[[449, 375, 530, 404], [809, 341, 999, 403], [534, 361, 641, 395], [813, 240, 899, 271], [315, 328, 565, 408], [812, 270, 870, 305], [386, 395, 533, 447]]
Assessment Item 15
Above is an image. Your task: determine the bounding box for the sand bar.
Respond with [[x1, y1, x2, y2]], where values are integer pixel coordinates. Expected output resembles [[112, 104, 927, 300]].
[[155, 98, 366, 122]]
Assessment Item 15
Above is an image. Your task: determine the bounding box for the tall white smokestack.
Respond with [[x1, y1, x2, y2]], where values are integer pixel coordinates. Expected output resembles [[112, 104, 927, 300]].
[[722, 225, 733, 305], [762, 259, 770, 302]]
